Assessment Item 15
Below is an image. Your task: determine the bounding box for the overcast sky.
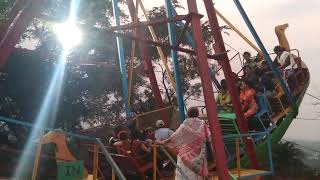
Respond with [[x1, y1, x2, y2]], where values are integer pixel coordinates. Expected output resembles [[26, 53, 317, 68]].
[[140, 0, 320, 141]]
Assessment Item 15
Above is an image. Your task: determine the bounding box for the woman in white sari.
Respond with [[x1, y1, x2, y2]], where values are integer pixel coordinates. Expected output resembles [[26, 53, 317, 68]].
[[157, 107, 211, 180]]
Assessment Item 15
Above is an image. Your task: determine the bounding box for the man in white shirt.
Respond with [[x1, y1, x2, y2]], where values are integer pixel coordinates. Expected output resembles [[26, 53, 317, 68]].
[[155, 120, 174, 141], [274, 46, 296, 72], [273, 46, 298, 91]]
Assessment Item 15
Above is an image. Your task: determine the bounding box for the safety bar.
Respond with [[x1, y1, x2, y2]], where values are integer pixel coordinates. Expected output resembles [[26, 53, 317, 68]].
[[159, 146, 190, 180], [96, 139, 126, 180]]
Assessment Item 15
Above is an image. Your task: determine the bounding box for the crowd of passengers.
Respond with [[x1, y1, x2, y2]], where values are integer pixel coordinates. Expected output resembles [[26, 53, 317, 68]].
[[217, 45, 305, 131], [107, 45, 305, 179], [109, 107, 214, 179]]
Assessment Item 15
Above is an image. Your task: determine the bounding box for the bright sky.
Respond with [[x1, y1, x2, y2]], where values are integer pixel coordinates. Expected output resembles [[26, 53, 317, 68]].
[[141, 0, 320, 141]]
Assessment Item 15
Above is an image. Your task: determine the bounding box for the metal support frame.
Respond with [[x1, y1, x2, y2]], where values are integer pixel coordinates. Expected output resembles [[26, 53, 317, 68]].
[[107, 14, 190, 31], [165, 0, 185, 123], [174, 18, 191, 48], [126, 0, 168, 124], [112, 0, 131, 116], [186, 0, 229, 179], [105, 30, 227, 60], [203, 0, 260, 169], [166, 2, 222, 90], [232, 0, 297, 114]]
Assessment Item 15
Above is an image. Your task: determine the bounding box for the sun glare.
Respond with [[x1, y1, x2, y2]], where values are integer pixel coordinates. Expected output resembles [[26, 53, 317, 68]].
[[53, 21, 82, 49]]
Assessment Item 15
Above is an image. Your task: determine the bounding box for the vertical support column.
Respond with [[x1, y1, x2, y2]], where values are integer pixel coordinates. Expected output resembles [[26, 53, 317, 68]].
[[164, 0, 185, 123], [93, 143, 99, 180], [203, 0, 259, 169], [186, 0, 229, 179], [112, 0, 131, 116], [153, 143, 157, 180], [232, 0, 297, 113], [126, 0, 168, 124], [137, 28, 168, 123], [31, 138, 43, 180], [167, 1, 222, 91]]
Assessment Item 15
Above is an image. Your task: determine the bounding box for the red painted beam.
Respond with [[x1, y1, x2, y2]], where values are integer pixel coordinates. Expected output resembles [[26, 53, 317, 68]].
[[186, 0, 230, 179], [0, 0, 41, 68], [106, 14, 190, 32], [104, 30, 227, 60], [126, 0, 168, 124], [203, 0, 260, 169]]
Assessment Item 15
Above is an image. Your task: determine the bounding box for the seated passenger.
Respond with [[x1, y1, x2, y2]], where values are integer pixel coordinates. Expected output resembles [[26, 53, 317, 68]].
[[144, 127, 155, 141], [240, 80, 258, 121], [131, 137, 152, 164], [155, 120, 174, 141], [242, 65, 259, 89], [255, 68, 276, 97], [113, 131, 131, 155], [273, 46, 297, 91], [231, 72, 241, 91], [254, 53, 264, 67], [128, 118, 146, 141], [243, 51, 256, 68], [216, 79, 232, 113]]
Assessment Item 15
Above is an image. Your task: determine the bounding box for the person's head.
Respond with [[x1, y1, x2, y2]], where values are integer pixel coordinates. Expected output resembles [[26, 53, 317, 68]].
[[117, 131, 128, 141], [187, 107, 199, 118], [144, 127, 154, 136], [243, 65, 252, 75], [155, 120, 165, 129], [220, 79, 227, 91], [255, 68, 264, 77], [273, 46, 284, 56], [240, 79, 253, 91], [243, 51, 251, 61], [255, 53, 263, 62], [261, 61, 268, 69]]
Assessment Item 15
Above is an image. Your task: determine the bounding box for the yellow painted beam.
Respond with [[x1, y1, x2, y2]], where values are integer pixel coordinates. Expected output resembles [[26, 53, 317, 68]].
[[127, 0, 139, 106], [92, 143, 99, 180], [31, 137, 43, 180], [215, 9, 262, 56], [137, 0, 177, 90]]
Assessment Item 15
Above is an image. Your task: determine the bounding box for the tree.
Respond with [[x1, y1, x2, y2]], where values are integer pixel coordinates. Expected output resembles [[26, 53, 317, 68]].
[[0, 0, 226, 142], [265, 141, 319, 180]]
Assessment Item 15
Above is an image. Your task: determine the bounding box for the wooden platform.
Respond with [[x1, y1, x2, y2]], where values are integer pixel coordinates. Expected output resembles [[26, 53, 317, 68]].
[[210, 168, 268, 180], [271, 107, 291, 123]]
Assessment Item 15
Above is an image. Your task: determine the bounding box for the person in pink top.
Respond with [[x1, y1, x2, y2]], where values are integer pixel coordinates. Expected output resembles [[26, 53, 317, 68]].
[[157, 107, 211, 180]]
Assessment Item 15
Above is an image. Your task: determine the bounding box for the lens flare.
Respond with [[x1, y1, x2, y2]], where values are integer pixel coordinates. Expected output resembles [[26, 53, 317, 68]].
[[53, 21, 82, 49], [13, 0, 81, 178]]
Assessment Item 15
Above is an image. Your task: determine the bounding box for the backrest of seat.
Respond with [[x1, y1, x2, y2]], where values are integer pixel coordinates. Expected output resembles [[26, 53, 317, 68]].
[[256, 95, 268, 113], [294, 56, 302, 70], [218, 113, 241, 140], [272, 79, 285, 96]]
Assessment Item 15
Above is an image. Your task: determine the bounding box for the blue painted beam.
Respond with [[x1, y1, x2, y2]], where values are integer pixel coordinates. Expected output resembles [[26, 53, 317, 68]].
[[165, 0, 185, 123], [112, 0, 131, 116], [232, 0, 297, 113]]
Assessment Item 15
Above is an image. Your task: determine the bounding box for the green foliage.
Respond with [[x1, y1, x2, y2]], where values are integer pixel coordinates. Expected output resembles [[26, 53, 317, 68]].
[[0, 0, 220, 145], [264, 141, 319, 179]]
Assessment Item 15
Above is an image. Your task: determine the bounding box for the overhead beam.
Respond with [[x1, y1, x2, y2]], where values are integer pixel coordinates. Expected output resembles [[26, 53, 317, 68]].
[[106, 14, 190, 32], [105, 30, 227, 60]]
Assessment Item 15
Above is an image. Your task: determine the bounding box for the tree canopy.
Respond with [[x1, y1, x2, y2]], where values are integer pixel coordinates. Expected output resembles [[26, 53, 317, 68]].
[[0, 0, 220, 146]]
